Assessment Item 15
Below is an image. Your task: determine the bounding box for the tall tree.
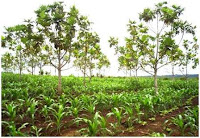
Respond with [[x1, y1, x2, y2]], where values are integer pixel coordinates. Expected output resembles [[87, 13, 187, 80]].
[[138, 2, 197, 94], [110, 2, 197, 94], [35, 2, 86, 94]]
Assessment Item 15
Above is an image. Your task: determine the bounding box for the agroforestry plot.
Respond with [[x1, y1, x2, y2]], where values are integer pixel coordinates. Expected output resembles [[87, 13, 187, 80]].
[[1, 73, 199, 136], [1, 1, 199, 137]]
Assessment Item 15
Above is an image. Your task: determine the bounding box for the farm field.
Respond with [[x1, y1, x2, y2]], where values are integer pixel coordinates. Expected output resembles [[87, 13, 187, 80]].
[[1, 73, 199, 136]]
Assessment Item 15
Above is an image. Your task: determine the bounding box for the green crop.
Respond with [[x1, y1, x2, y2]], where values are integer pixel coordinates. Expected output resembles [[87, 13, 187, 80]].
[[124, 105, 134, 127], [48, 104, 66, 134], [30, 125, 43, 136], [171, 115, 187, 135], [78, 112, 101, 136], [3, 102, 17, 122], [107, 107, 123, 126], [2, 121, 28, 136], [27, 99, 38, 124]]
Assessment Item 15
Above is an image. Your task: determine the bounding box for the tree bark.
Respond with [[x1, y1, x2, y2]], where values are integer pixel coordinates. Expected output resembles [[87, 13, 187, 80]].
[[186, 63, 188, 79], [31, 65, 34, 75], [57, 47, 62, 94], [89, 67, 92, 82], [154, 68, 158, 95], [58, 67, 62, 94], [171, 64, 175, 80], [136, 69, 138, 77]]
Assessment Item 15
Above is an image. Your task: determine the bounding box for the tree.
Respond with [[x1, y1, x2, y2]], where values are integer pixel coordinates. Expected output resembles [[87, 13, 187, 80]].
[[73, 24, 102, 84], [97, 53, 110, 76], [1, 25, 28, 76], [1, 52, 14, 72], [179, 38, 199, 78], [138, 2, 197, 94], [35, 2, 87, 94], [110, 2, 197, 94], [109, 21, 142, 77], [22, 19, 44, 75]]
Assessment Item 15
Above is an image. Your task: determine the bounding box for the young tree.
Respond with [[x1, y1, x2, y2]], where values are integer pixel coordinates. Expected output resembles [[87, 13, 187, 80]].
[[35, 2, 87, 94], [179, 38, 199, 78], [97, 53, 110, 76], [73, 27, 101, 85], [1, 25, 28, 76], [138, 2, 197, 94], [22, 19, 44, 75], [109, 23, 141, 77], [1, 52, 14, 72], [109, 2, 197, 94]]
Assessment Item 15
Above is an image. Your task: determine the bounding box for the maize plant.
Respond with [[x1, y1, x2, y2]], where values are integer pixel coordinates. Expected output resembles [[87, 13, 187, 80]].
[[27, 99, 38, 124], [48, 104, 66, 134], [123, 105, 134, 127], [171, 115, 187, 136], [107, 107, 123, 126], [78, 112, 101, 136], [30, 125, 43, 136], [2, 121, 28, 136], [3, 102, 17, 122]]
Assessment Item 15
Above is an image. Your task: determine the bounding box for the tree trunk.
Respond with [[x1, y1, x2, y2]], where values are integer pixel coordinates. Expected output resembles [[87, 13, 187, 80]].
[[89, 67, 92, 82], [31, 65, 34, 75], [19, 51, 22, 76], [136, 69, 138, 77], [58, 68, 62, 94], [57, 47, 62, 94], [172, 64, 174, 80], [83, 67, 86, 87], [186, 64, 188, 79], [129, 70, 131, 77], [154, 69, 158, 95]]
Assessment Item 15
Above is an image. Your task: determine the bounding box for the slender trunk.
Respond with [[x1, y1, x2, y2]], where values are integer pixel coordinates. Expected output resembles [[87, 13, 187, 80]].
[[154, 68, 158, 95], [55, 67, 56, 76], [172, 64, 175, 80], [31, 65, 34, 75], [154, 13, 159, 95], [39, 66, 42, 75], [83, 46, 88, 87], [19, 51, 22, 76], [136, 69, 138, 77], [89, 67, 92, 82], [186, 64, 188, 79], [49, 63, 51, 75], [58, 68, 62, 94], [83, 65, 86, 87], [57, 48, 62, 94], [129, 70, 131, 77]]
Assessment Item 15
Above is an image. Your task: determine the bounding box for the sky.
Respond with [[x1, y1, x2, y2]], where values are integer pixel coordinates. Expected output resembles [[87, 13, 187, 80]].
[[0, 0, 199, 76]]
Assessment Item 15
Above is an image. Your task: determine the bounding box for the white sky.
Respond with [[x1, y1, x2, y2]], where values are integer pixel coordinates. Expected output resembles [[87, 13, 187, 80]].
[[0, 0, 199, 76]]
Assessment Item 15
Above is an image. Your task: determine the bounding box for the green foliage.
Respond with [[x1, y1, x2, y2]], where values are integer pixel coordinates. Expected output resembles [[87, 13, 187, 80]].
[[2, 121, 28, 136], [3, 102, 17, 122], [48, 104, 66, 134], [1, 73, 198, 136], [107, 107, 123, 126]]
